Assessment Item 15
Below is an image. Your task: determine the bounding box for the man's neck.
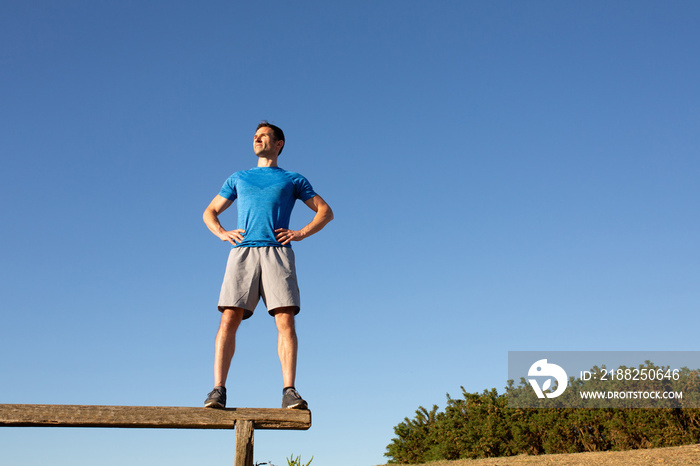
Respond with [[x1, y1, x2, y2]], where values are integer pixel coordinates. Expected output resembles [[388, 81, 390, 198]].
[[256, 156, 279, 168]]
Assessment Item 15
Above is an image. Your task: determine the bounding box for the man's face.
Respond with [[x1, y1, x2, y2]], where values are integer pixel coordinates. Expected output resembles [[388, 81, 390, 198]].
[[253, 127, 283, 157]]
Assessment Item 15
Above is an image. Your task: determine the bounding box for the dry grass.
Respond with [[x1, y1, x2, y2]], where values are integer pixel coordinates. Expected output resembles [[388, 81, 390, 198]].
[[378, 443, 700, 465]]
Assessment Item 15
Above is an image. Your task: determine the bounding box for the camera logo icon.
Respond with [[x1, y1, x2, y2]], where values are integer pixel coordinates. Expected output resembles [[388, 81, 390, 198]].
[[528, 359, 568, 399]]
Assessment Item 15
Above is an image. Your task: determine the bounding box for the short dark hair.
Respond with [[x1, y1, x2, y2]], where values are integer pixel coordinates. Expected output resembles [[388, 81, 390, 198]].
[[256, 121, 285, 155]]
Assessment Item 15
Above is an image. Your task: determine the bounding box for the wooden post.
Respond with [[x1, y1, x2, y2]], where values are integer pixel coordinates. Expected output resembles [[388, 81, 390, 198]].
[[235, 419, 254, 466], [0, 404, 310, 465]]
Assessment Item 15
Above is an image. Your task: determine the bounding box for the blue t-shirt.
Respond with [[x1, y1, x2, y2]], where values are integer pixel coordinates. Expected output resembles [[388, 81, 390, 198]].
[[218, 167, 317, 248]]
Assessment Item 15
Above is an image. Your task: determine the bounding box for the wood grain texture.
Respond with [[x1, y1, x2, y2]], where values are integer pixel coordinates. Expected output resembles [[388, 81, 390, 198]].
[[235, 420, 254, 466], [0, 404, 311, 430]]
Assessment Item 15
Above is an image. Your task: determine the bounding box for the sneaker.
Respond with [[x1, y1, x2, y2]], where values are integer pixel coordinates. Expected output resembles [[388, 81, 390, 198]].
[[282, 387, 308, 409], [204, 386, 226, 409]]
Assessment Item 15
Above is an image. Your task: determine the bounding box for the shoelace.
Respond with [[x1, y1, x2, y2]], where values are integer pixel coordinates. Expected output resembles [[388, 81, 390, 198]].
[[209, 388, 225, 397]]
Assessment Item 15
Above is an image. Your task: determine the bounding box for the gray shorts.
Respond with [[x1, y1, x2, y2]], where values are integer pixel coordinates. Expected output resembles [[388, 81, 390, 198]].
[[218, 246, 301, 319]]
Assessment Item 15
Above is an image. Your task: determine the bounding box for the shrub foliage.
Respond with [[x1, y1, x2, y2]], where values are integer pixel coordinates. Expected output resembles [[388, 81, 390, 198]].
[[385, 362, 700, 464]]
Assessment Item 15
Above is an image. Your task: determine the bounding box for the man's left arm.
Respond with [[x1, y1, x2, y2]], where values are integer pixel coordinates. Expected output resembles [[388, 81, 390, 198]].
[[275, 195, 334, 245]]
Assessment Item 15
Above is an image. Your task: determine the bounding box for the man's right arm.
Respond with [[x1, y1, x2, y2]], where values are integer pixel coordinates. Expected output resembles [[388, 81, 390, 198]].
[[203, 195, 245, 245]]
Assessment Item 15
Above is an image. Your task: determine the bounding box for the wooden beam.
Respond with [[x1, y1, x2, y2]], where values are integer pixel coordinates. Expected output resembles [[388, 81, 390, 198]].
[[235, 420, 254, 466], [0, 404, 311, 430]]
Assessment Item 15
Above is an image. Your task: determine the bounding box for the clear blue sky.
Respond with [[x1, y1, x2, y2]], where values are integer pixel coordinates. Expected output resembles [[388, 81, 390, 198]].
[[1, 1, 699, 465]]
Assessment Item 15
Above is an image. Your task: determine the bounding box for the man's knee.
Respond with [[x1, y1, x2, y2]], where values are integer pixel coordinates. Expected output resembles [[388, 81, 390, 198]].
[[273, 307, 296, 333], [220, 307, 245, 330]]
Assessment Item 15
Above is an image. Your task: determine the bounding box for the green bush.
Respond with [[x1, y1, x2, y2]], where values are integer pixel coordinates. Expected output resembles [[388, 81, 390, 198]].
[[385, 363, 700, 463]]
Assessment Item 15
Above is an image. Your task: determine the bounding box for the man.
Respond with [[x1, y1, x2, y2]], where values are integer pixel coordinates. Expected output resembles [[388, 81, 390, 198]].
[[202, 121, 333, 410]]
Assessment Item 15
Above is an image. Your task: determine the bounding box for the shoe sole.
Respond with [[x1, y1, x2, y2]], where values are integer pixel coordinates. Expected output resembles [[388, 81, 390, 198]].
[[284, 401, 308, 409], [204, 401, 225, 409]]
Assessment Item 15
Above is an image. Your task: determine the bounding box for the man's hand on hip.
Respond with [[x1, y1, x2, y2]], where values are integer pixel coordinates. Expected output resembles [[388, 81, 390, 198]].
[[219, 229, 245, 245], [275, 228, 304, 245]]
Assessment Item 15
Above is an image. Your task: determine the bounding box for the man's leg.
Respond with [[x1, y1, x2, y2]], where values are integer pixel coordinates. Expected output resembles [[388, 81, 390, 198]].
[[206, 307, 245, 408], [273, 307, 298, 388], [215, 307, 245, 387], [273, 307, 307, 409]]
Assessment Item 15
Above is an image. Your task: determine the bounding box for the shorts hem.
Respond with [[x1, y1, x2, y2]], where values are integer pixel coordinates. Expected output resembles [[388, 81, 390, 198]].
[[218, 306, 254, 320], [267, 306, 301, 317]]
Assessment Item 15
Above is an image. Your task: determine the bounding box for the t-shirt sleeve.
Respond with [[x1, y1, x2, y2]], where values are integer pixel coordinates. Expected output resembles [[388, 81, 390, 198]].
[[218, 175, 238, 201], [294, 174, 317, 202]]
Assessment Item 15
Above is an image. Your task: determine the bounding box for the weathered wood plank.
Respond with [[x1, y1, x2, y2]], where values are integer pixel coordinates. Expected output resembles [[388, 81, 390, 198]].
[[234, 420, 254, 466], [0, 404, 311, 430]]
